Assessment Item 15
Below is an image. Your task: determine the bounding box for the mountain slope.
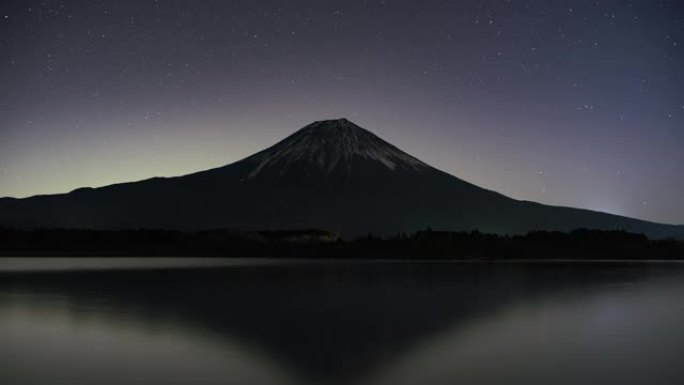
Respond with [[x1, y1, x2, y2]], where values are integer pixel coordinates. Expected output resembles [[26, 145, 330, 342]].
[[1, 118, 682, 239]]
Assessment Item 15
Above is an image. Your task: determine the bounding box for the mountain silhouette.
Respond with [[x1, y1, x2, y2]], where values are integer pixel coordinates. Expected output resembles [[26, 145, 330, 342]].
[[1, 118, 682, 238]]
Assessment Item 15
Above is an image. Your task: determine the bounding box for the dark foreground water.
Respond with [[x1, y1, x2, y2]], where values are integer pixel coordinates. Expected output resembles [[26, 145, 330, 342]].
[[1, 258, 684, 385]]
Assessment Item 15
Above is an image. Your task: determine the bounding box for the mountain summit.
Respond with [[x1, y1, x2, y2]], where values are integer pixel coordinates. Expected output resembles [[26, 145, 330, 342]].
[[244, 118, 428, 179], [1, 119, 682, 238]]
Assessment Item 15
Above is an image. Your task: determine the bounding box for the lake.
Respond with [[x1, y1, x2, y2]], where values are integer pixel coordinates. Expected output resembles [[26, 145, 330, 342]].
[[1, 258, 684, 385]]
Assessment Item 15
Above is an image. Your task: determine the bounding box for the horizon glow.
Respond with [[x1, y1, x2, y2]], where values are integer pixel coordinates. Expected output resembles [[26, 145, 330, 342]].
[[1, 1, 682, 224]]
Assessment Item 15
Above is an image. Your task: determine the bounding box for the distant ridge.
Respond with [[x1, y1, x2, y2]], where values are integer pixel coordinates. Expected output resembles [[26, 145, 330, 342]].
[[1, 118, 683, 239]]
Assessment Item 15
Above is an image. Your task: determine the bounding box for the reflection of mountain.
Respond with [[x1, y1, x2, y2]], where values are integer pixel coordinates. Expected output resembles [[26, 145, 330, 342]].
[[364, 268, 684, 385], [1, 118, 682, 239], [2, 262, 679, 384], [0, 294, 299, 385]]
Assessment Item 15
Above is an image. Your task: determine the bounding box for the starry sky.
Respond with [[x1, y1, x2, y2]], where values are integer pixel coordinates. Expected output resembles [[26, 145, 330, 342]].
[[1, 0, 683, 224]]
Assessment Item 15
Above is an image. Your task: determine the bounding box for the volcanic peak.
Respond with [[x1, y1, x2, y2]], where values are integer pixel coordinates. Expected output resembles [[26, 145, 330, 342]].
[[246, 118, 428, 177]]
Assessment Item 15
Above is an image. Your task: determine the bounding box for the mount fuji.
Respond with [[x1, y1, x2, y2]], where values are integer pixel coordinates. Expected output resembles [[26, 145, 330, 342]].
[[1, 118, 682, 239]]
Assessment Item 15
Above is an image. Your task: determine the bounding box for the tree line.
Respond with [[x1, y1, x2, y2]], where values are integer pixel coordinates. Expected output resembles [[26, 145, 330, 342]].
[[0, 227, 682, 260]]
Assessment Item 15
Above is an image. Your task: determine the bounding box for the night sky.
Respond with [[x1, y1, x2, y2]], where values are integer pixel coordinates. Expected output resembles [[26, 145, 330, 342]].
[[1, 0, 682, 224]]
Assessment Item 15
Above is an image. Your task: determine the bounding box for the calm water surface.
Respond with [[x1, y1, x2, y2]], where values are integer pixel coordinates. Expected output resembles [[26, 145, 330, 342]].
[[1, 258, 684, 385]]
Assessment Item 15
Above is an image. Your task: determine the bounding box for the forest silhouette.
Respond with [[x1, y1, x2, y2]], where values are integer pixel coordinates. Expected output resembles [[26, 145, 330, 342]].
[[1, 227, 682, 260]]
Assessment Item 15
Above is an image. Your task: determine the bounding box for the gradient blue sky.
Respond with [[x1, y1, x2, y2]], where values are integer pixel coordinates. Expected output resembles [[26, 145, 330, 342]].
[[1, 0, 683, 224]]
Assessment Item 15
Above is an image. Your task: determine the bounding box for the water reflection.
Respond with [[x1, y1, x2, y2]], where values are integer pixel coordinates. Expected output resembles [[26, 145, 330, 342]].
[[1, 260, 683, 385], [365, 272, 684, 385], [1, 294, 298, 385]]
